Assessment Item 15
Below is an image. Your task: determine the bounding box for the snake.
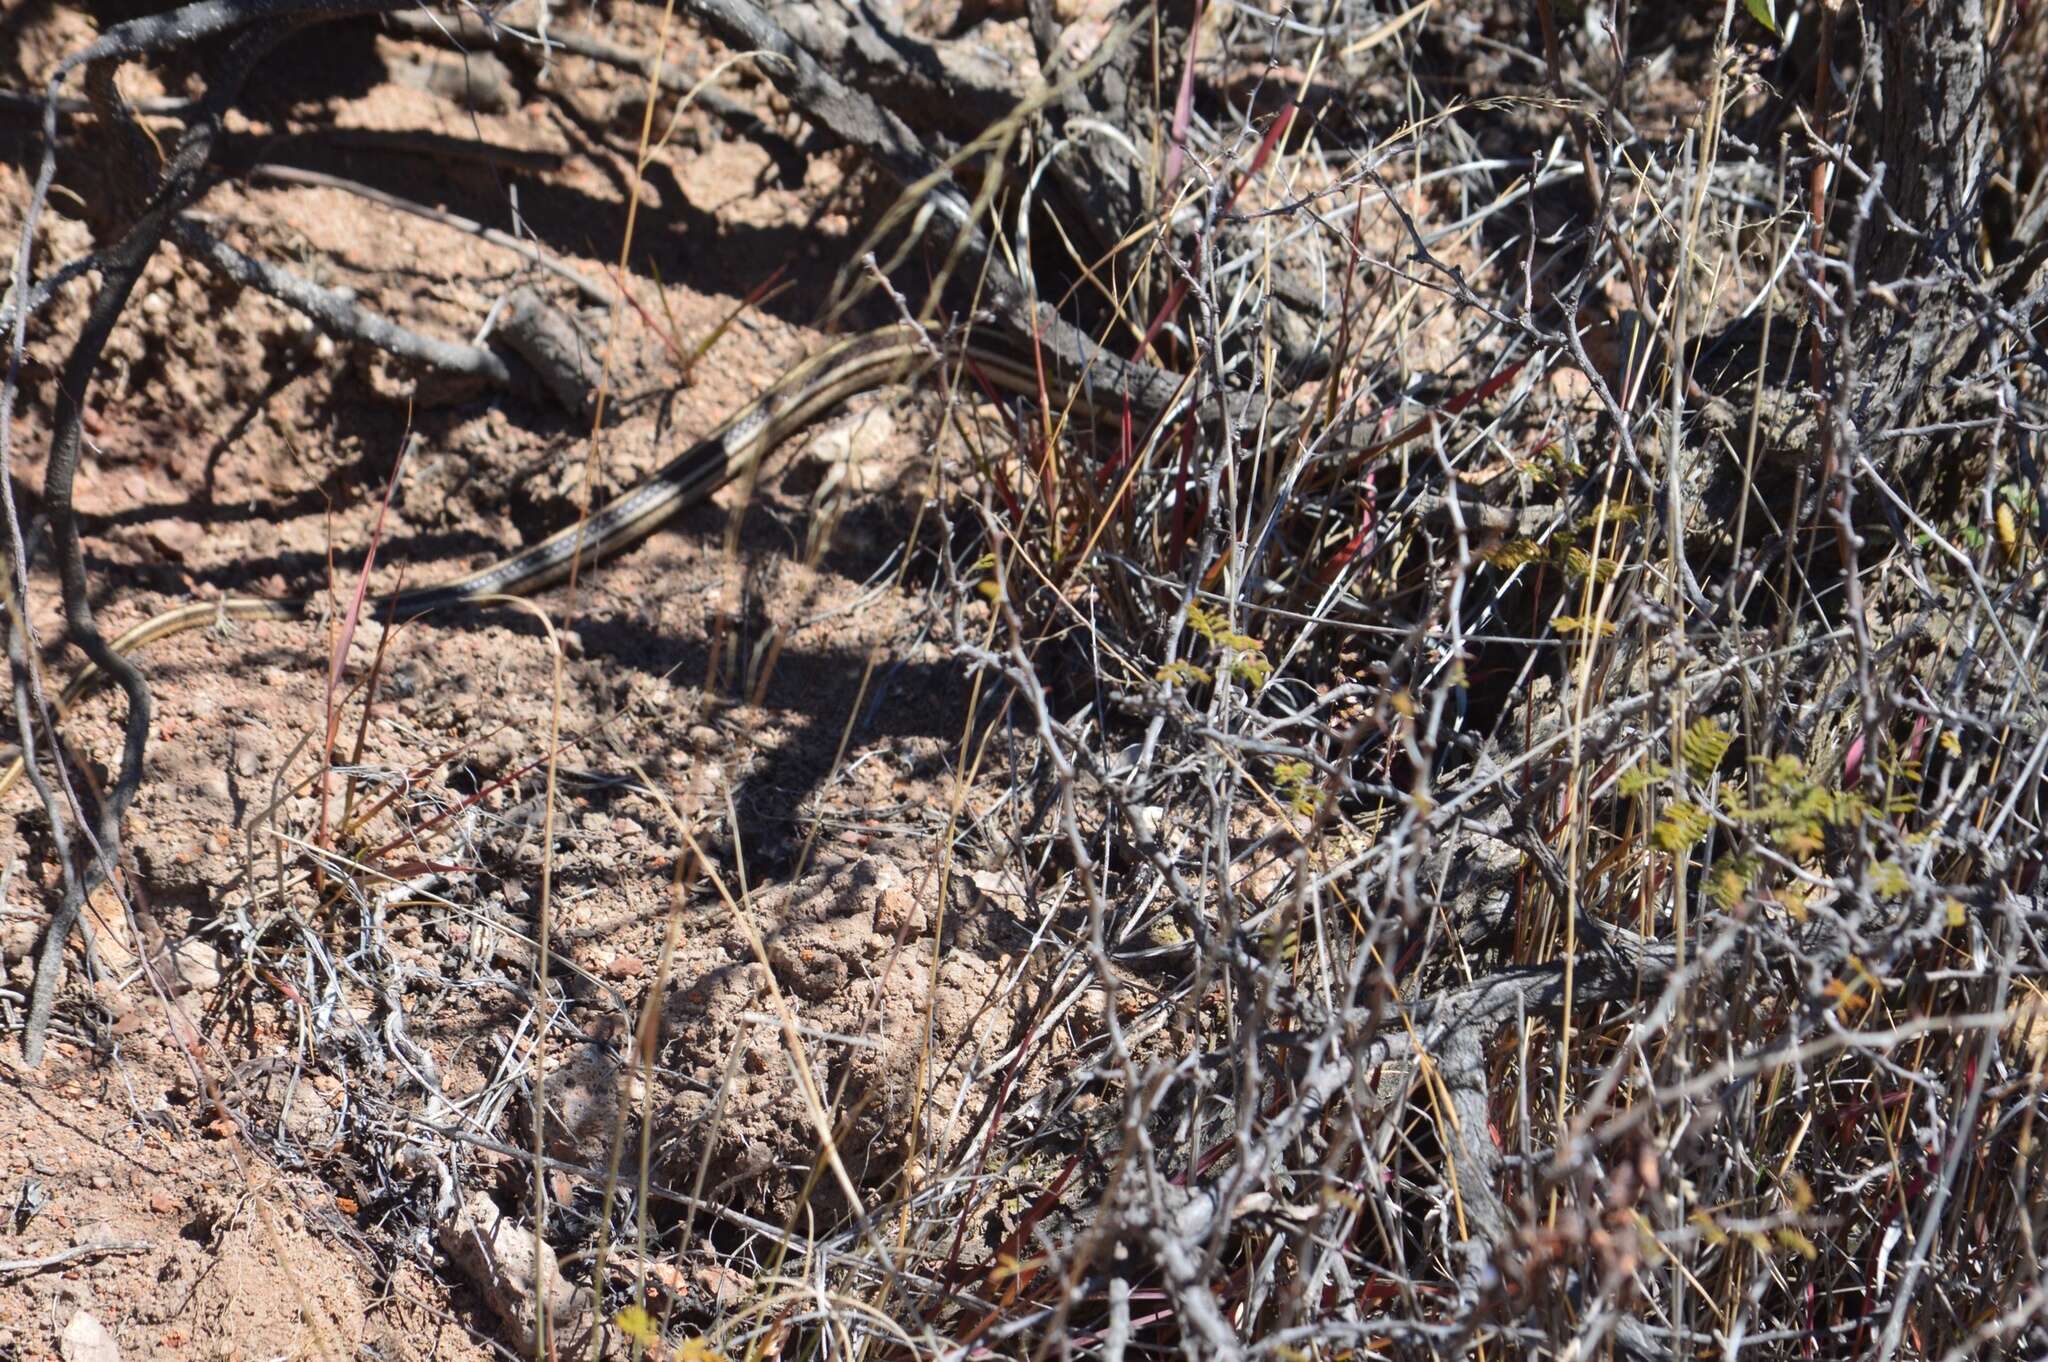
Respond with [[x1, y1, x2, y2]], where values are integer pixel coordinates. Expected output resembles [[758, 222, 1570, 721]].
[[0, 326, 1050, 801]]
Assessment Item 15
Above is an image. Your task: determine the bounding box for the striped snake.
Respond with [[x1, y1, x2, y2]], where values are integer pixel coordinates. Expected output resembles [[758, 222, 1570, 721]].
[[0, 326, 1052, 801]]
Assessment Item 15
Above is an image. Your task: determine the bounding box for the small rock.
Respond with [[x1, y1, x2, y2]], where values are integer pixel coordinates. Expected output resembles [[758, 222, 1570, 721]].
[[439, 1191, 593, 1359], [874, 886, 927, 938], [169, 939, 221, 994], [148, 1191, 178, 1215], [1074, 987, 1111, 1036], [604, 953, 644, 980], [694, 1262, 750, 1308], [1, 915, 39, 962], [806, 406, 896, 470], [60, 1310, 120, 1362]]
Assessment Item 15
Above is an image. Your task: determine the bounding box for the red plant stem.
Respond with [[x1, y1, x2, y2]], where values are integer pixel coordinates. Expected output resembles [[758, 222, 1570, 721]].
[[316, 433, 415, 865], [1141, 102, 1298, 356]]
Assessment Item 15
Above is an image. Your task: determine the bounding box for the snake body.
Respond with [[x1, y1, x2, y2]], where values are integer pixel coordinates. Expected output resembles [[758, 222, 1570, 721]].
[[1, 327, 1042, 799]]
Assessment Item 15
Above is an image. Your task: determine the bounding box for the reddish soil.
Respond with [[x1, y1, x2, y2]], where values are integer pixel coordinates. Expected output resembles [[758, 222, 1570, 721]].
[[0, 5, 1035, 1357]]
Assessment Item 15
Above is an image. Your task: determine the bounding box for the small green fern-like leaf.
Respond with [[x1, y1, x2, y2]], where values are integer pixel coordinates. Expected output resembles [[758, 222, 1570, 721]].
[[1706, 855, 1759, 909], [1681, 719, 1735, 784], [1573, 500, 1643, 533], [1653, 801, 1715, 853], [1485, 538, 1548, 570], [1553, 614, 1617, 637], [1561, 546, 1619, 582], [1271, 759, 1319, 815], [1617, 762, 1670, 798], [1234, 652, 1273, 689]]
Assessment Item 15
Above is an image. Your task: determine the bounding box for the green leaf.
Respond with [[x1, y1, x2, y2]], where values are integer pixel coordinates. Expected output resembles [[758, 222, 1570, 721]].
[[1776, 1226, 1818, 1260], [616, 1307, 661, 1348], [1485, 537, 1547, 570], [1232, 651, 1273, 689], [1706, 856, 1759, 910], [1561, 546, 1619, 583], [1680, 719, 1735, 785], [1653, 801, 1715, 853], [1553, 614, 1617, 637], [1745, 0, 1779, 34], [1617, 762, 1669, 797]]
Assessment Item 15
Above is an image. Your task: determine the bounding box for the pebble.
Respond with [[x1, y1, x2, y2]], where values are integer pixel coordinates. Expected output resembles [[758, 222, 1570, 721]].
[[172, 940, 221, 993]]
